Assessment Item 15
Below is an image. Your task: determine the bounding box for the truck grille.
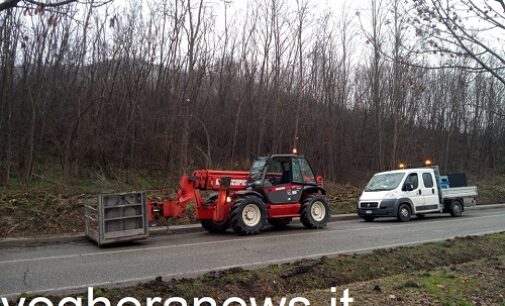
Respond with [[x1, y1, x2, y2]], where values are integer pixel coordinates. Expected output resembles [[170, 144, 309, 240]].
[[360, 202, 379, 208]]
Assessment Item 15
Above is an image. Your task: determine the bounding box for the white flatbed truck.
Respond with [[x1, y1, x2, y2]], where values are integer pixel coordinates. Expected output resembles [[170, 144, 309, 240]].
[[357, 166, 477, 222]]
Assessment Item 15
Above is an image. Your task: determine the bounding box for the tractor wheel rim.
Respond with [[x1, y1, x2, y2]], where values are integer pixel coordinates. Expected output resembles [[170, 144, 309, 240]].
[[401, 208, 409, 217], [454, 204, 461, 213], [242, 204, 261, 227], [311, 201, 326, 221]]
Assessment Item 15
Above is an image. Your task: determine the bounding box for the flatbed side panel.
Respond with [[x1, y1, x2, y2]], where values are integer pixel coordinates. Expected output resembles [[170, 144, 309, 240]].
[[441, 186, 478, 199]]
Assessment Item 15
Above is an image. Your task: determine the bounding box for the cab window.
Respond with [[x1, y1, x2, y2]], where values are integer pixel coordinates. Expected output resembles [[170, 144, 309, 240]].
[[422, 173, 434, 188], [403, 173, 419, 190], [266, 159, 291, 185], [299, 158, 316, 184], [291, 159, 304, 184]]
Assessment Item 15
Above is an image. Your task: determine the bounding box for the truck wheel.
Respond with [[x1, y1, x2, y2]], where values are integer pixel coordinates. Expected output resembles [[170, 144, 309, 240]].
[[268, 218, 292, 227], [397, 204, 412, 222], [362, 216, 375, 222], [201, 219, 229, 233], [300, 194, 330, 229], [450, 200, 463, 217], [230, 196, 267, 235]]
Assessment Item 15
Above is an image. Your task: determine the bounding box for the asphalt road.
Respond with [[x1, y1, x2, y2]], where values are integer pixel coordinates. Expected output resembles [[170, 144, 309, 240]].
[[2, 208, 505, 297]]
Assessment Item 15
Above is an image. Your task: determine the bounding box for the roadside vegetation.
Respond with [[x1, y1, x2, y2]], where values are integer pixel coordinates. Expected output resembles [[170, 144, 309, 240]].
[[12, 232, 505, 305], [1, 167, 503, 238], [294, 257, 505, 305]]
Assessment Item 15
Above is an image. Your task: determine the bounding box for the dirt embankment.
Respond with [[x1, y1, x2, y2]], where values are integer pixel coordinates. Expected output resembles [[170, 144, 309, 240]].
[[0, 183, 361, 238], [1, 176, 503, 238], [0, 191, 85, 237]]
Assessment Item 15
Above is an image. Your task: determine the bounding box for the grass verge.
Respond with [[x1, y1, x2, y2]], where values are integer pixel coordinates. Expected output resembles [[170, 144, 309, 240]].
[[301, 255, 505, 305]]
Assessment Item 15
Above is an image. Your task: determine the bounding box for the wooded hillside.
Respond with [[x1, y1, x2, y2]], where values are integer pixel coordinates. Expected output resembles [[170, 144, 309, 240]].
[[1, 0, 504, 185]]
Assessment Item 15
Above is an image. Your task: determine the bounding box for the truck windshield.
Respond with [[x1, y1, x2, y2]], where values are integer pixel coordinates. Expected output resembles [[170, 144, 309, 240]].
[[249, 158, 267, 181], [365, 173, 405, 192]]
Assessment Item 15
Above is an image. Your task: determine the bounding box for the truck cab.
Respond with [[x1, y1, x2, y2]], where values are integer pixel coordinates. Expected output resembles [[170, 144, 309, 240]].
[[357, 167, 477, 222]]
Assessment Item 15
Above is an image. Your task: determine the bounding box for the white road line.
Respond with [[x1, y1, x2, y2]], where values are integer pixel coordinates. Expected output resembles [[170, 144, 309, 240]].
[[2, 212, 505, 265], [3, 228, 504, 299]]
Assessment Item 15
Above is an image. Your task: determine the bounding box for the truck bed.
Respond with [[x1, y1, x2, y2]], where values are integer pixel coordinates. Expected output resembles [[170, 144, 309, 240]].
[[441, 186, 478, 199]]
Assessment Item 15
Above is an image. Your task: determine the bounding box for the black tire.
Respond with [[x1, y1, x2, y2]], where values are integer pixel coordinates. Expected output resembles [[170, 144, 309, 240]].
[[416, 214, 425, 219], [300, 194, 330, 229], [201, 219, 230, 233], [450, 200, 463, 217], [397, 203, 412, 222], [362, 216, 375, 222], [230, 196, 267, 235], [268, 218, 292, 227]]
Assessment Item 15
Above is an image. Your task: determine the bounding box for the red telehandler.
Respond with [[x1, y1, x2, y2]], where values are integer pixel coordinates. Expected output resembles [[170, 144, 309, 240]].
[[148, 154, 330, 235]]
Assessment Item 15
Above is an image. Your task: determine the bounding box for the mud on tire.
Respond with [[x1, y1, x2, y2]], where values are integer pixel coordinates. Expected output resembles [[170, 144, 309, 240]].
[[300, 194, 330, 229], [230, 196, 267, 235]]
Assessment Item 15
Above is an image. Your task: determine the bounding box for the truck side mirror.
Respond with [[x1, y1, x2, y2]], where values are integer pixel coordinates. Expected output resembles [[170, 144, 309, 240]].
[[404, 183, 414, 191]]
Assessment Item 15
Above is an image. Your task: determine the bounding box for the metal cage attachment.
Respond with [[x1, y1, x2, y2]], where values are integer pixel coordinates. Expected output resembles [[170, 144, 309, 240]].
[[85, 192, 149, 246]]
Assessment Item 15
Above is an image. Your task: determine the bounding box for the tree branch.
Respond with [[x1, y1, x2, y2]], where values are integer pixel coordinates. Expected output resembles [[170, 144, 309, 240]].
[[494, 0, 505, 13], [24, 0, 77, 7], [0, 0, 86, 12], [0, 0, 21, 11]]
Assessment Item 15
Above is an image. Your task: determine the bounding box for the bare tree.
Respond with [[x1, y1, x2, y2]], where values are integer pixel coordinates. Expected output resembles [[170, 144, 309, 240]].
[[0, 0, 112, 12], [411, 0, 505, 85], [2, 0, 505, 188]]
